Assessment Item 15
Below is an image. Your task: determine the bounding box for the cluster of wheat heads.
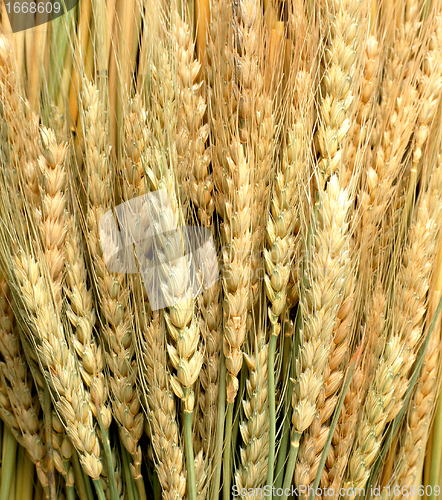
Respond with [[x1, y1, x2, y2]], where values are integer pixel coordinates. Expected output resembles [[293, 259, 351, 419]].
[[1, 0, 442, 499]]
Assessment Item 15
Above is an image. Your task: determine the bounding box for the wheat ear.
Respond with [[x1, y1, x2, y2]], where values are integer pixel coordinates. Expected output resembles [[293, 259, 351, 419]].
[[0, 34, 40, 193], [324, 291, 385, 500], [80, 80, 144, 488], [140, 313, 187, 500], [390, 204, 442, 496], [0, 279, 47, 483], [234, 328, 270, 493], [64, 212, 111, 431], [386, 164, 442, 423], [316, 0, 363, 186], [205, 2, 241, 496], [295, 274, 356, 498], [282, 174, 352, 500], [173, 13, 219, 477], [357, 0, 423, 264], [174, 12, 213, 224], [10, 252, 102, 481], [345, 165, 442, 494], [403, 14, 442, 222]]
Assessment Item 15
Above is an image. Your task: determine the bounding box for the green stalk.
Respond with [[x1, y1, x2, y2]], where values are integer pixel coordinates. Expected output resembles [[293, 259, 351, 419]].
[[223, 403, 234, 500], [273, 403, 290, 493], [153, 470, 161, 500], [274, 334, 293, 490], [134, 473, 147, 500], [266, 331, 278, 495], [308, 351, 360, 500], [66, 486, 76, 500], [280, 431, 301, 500], [429, 397, 442, 500], [71, 451, 92, 500], [97, 425, 119, 500], [0, 426, 18, 500], [231, 363, 246, 453], [210, 356, 226, 500], [20, 452, 34, 500], [93, 480, 107, 500], [33, 481, 42, 500], [184, 409, 197, 500], [122, 447, 137, 500], [14, 447, 24, 500], [43, 386, 55, 500]]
